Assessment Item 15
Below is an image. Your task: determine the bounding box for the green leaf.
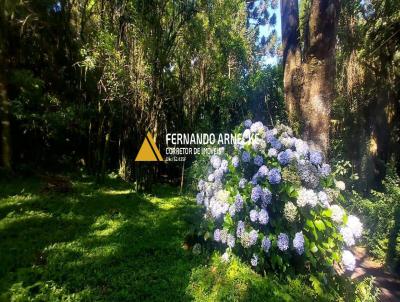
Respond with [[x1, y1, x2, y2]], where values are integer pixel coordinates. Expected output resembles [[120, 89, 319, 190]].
[[310, 242, 318, 253], [310, 275, 323, 295], [314, 220, 326, 231], [321, 209, 332, 218]]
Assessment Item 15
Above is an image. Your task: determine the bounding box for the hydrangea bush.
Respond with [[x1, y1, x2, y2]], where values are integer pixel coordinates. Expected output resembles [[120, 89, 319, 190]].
[[196, 120, 363, 274]]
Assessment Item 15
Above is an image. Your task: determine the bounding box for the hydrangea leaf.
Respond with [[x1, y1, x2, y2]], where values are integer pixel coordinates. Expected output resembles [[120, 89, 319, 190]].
[[314, 220, 326, 231]]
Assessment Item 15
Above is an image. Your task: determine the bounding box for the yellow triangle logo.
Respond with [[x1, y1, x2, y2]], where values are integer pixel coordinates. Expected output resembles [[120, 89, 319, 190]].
[[135, 132, 164, 162]]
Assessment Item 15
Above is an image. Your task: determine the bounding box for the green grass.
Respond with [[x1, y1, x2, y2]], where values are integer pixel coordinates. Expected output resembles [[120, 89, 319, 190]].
[[0, 176, 377, 301], [0, 176, 204, 301]]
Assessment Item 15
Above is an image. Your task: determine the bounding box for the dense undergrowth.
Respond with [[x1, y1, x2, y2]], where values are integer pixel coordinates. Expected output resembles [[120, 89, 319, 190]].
[[344, 165, 400, 273]]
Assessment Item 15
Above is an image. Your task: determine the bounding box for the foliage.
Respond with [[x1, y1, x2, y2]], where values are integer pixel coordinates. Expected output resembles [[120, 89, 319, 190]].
[[344, 165, 400, 272], [186, 252, 379, 302], [2, 0, 279, 180], [195, 120, 363, 278], [333, 0, 400, 190]]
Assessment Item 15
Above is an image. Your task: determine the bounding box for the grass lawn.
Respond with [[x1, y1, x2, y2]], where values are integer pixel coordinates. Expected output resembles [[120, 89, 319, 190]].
[[0, 176, 376, 302], [0, 176, 204, 301]]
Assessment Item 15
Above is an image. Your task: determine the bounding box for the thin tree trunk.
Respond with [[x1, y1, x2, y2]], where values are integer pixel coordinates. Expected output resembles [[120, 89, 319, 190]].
[[0, 80, 11, 170], [0, 3, 11, 171], [101, 119, 112, 179], [280, 0, 302, 128]]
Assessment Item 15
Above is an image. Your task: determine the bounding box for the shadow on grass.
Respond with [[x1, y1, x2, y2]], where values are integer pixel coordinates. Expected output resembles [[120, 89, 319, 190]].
[[0, 177, 204, 301]]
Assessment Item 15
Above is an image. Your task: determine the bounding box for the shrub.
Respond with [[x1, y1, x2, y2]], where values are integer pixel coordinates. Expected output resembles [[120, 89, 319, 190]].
[[186, 253, 379, 302], [345, 165, 400, 271], [195, 120, 363, 276]]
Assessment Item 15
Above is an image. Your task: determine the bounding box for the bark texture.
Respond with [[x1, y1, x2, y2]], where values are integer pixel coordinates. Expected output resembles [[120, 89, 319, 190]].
[[280, 0, 340, 155], [280, 0, 302, 128], [301, 0, 340, 154]]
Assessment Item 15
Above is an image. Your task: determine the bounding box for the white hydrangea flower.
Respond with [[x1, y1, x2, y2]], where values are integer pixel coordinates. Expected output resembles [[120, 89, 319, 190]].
[[250, 121, 264, 133], [330, 205, 344, 223], [283, 202, 298, 222], [342, 250, 356, 271], [215, 190, 230, 203], [347, 215, 363, 238], [243, 129, 251, 140], [210, 155, 221, 169], [251, 137, 266, 152], [221, 250, 230, 263], [340, 226, 355, 246], [295, 139, 309, 156], [335, 180, 346, 191], [297, 188, 318, 207]]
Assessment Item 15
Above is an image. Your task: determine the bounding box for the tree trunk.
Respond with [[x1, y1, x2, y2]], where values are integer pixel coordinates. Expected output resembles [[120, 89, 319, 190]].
[[280, 0, 302, 129], [101, 119, 112, 179], [0, 3, 11, 171], [0, 80, 11, 170], [301, 0, 340, 154]]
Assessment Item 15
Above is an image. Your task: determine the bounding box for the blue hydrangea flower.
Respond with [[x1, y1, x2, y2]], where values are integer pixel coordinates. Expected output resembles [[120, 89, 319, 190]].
[[52, 1, 62, 13], [242, 151, 251, 163], [214, 229, 221, 242], [250, 209, 259, 222], [196, 192, 204, 205], [266, 131, 275, 143], [229, 204, 236, 217], [232, 156, 239, 168], [277, 233, 289, 251], [197, 179, 205, 191], [234, 194, 244, 211], [261, 237, 271, 252], [251, 173, 259, 185], [254, 155, 264, 166], [319, 163, 331, 177], [244, 119, 252, 128], [257, 165, 269, 177], [261, 188, 272, 206], [249, 230, 258, 245], [238, 178, 247, 189], [277, 149, 293, 166], [251, 254, 258, 266], [237, 220, 245, 238], [251, 185, 263, 202], [213, 168, 224, 181], [258, 209, 269, 225], [227, 234, 235, 248], [221, 160, 229, 172], [268, 168, 281, 185], [293, 231, 304, 255], [269, 137, 282, 150], [309, 151, 323, 165], [318, 191, 330, 208]]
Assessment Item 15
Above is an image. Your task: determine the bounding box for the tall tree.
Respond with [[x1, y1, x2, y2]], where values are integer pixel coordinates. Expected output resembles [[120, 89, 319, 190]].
[[280, 0, 302, 129], [281, 0, 340, 154]]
